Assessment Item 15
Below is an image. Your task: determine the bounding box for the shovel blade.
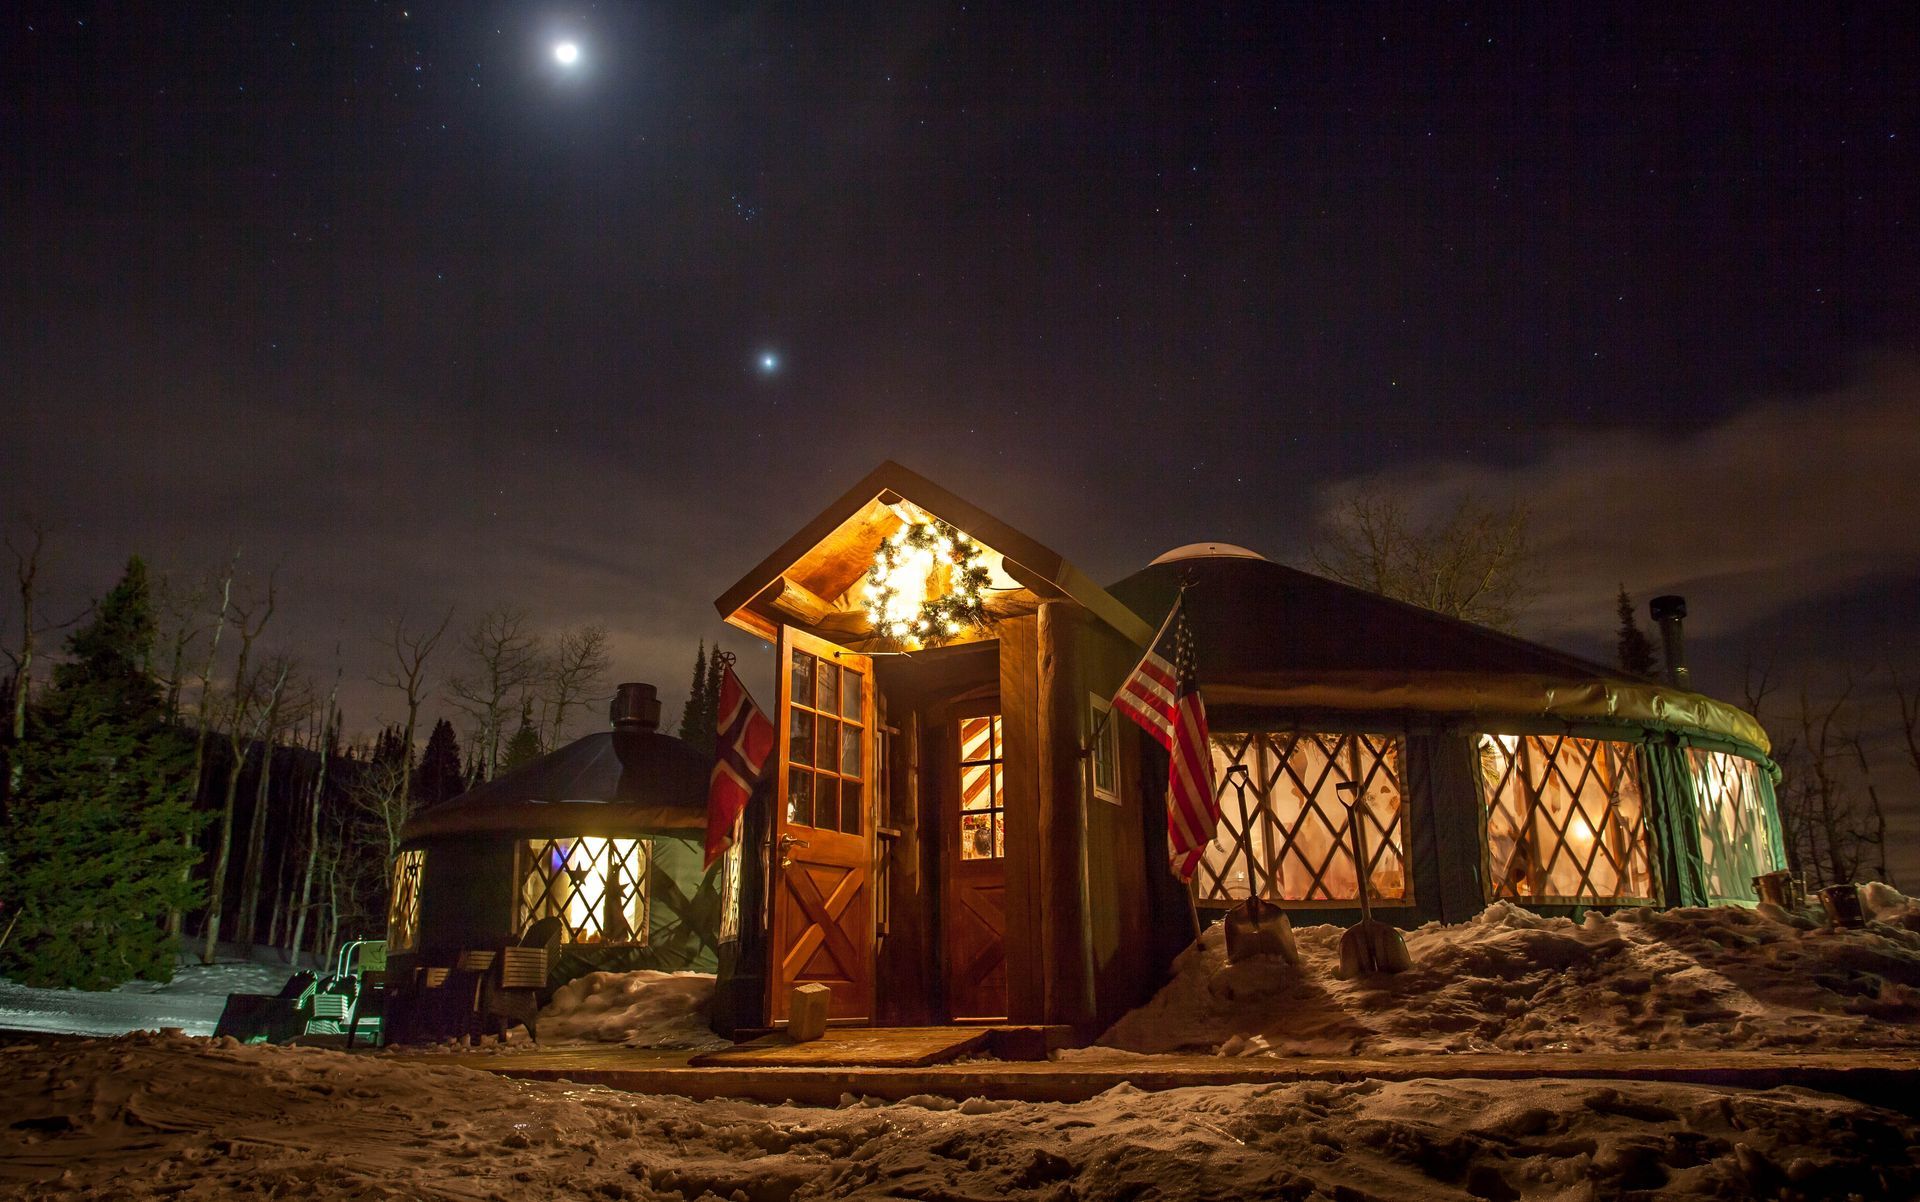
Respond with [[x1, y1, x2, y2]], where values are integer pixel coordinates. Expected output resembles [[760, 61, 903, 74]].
[[1337, 919, 1413, 980]]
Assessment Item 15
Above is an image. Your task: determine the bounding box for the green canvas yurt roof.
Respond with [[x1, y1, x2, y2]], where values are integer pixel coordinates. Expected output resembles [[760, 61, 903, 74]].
[[401, 703, 710, 842], [1109, 550, 1769, 755]]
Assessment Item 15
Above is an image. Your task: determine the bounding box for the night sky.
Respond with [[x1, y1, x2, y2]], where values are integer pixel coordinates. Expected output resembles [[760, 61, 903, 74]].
[[4, 4, 1919, 859]]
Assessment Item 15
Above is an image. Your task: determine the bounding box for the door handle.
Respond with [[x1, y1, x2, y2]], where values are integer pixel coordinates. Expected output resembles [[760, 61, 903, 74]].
[[779, 833, 810, 866]]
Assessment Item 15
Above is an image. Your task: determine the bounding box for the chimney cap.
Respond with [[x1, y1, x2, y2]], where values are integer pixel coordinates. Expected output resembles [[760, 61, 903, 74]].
[[609, 682, 661, 731], [1649, 594, 1687, 621]]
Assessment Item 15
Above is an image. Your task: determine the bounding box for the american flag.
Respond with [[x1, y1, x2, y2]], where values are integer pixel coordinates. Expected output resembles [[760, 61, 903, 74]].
[[704, 661, 776, 869], [1112, 596, 1219, 882]]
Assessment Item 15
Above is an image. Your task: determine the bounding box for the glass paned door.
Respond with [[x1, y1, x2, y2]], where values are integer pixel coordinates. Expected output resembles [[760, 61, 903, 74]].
[[769, 625, 876, 1023]]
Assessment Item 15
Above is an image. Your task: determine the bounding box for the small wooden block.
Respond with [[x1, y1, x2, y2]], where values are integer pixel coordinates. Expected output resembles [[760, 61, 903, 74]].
[[787, 984, 832, 1043]]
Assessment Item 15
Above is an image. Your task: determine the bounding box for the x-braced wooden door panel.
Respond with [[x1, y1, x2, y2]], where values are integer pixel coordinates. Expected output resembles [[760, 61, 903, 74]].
[[769, 626, 876, 1023]]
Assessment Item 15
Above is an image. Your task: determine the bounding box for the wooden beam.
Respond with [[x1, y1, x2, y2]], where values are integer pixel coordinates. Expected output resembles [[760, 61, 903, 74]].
[[1036, 602, 1093, 1027], [768, 576, 833, 626], [997, 614, 1044, 1025]]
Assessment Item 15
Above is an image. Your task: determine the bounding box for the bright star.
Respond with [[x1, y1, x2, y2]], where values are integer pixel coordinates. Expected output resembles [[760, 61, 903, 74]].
[[553, 41, 580, 66], [758, 352, 780, 375]]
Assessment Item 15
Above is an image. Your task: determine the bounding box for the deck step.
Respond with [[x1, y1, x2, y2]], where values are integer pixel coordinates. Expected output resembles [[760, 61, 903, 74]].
[[689, 1024, 1075, 1068]]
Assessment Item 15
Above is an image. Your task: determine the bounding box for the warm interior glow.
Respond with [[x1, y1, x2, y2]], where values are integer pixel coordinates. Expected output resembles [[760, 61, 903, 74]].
[[387, 849, 425, 952], [1195, 731, 1409, 905], [518, 836, 649, 944], [1479, 733, 1652, 903]]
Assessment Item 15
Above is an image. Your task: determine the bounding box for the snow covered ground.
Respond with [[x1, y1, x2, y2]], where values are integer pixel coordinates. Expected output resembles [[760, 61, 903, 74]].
[[0, 959, 293, 1039], [2, 1032, 1916, 1200], [1099, 890, 1920, 1057]]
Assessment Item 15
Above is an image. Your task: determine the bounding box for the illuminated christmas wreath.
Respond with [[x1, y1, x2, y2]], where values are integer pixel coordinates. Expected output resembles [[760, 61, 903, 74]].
[[865, 519, 991, 645]]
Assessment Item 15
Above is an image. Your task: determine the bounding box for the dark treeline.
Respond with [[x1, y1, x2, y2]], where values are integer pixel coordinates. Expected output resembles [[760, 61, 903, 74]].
[[0, 529, 617, 989]]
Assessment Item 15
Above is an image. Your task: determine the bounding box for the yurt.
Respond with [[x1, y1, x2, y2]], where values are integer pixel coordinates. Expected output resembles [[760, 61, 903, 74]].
[[1110, 547, 1783, 936], [385, 683, 738, 1017]]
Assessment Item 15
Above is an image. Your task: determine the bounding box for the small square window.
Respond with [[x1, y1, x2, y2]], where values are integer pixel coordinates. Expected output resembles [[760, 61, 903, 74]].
[[1088, 694, 1120, 804]]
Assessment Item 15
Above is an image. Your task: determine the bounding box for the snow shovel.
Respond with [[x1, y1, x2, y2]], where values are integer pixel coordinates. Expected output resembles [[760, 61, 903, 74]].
[[1337, 792, 1413, 979]]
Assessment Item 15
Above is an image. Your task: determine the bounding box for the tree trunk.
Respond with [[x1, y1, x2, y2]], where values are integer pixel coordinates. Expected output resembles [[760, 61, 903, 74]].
[[291, 675, 338, 969], [171, 561, 234, 940], [201, 748, 247, 963]]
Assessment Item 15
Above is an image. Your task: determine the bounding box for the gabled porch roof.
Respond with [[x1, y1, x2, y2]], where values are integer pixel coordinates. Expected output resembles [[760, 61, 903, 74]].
[[715, 460, 1154, 650]]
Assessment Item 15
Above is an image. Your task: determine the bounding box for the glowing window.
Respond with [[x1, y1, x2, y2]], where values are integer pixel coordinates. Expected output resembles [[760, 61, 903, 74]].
[[387, 849, 425, 952], [1193, 732, 1410, 906], [1689, 749, 1778, 903], [958, 714, 1005, 860], [1479, 734, 1653, 905], [516, 837, 651, 945]]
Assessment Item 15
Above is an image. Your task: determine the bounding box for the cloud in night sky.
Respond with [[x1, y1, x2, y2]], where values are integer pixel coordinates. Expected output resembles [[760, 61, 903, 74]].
[[1317, 355, 1920, 650]]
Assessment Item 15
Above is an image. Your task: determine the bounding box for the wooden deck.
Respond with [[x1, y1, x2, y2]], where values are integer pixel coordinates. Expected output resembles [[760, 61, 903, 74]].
[[435, 1047, 1920, 1112], [687, 1025, 1069, 1067]]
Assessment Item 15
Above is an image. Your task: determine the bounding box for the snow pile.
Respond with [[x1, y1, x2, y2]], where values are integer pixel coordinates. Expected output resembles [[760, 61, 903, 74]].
[[3, 1032, 1917, 1200], [1101, 891, 1920, 1056], [534, 970, 728, 1050]]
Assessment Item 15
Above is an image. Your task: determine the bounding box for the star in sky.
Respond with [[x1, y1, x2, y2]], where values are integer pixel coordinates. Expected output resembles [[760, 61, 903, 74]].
[[757, 351, 781, 375], [552, 41, 580, 67]]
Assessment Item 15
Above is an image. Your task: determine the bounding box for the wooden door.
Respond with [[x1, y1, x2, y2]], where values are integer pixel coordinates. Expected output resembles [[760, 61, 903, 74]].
[[944, 706, 1008, 1020], [770, 627, 876, 1023]]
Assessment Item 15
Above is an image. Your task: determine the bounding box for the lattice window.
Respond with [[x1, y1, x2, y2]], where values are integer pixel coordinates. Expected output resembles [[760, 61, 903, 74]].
[[516, 837, 651, 945], [786, 650, 867, 835], [1689, 748, 1777, 902], [386, 849, 425, 952], [958, 714, 1005, 860], [1192, 731, 1410, 906], [1479, 734, 1653, 905]]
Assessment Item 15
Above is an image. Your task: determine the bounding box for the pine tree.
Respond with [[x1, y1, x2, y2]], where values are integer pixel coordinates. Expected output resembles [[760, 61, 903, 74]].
[[1615, 586, 1659, 678], [1, 558, 200, 988], [500, 699, 542, 773], [678, 642, 709, 748], [412, 718, 464, 804], [701, 644, 726, 755]]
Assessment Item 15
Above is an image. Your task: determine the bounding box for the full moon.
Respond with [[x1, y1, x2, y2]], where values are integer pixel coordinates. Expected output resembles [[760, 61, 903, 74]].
[[553, 41, 580, 66]]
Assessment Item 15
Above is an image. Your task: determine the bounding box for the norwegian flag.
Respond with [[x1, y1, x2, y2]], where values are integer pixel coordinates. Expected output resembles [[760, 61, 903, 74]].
[[704, 661, 776, 869], [1112, 595, 1219, 882]]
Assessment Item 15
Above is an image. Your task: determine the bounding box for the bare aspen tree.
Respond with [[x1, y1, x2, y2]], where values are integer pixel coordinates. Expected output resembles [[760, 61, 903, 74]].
[[348, 750, 415, 864], [168, 555, 237, 939], [1309, 491, 1533, 631], [448, 604, 542, 781], [201, 575, 278, 964], [1791, 681, 1876, 889], [1894, 669, 1920, 793], [1845, 733, 1892, 885], [542, 622, 612, 746], [151, 572, 209, 724], [289, 663, 341, 965], [236, 655, 306, 951], [4, 518, 51, 798], [372, 605, 453, 797]]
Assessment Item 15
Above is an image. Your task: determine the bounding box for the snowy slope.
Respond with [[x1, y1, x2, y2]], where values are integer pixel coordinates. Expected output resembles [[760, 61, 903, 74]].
[[1, 1032, 1915, 1200], [1099, 891, 1920, 1057], [0, 961, 293, 1039]]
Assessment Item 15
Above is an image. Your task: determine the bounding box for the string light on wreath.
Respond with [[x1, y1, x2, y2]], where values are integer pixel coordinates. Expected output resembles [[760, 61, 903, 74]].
[[865, 519, 991, 645]]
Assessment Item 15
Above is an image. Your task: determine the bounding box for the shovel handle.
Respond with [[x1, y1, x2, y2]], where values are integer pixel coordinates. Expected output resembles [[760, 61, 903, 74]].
[[1345, 792, 1374, 922]]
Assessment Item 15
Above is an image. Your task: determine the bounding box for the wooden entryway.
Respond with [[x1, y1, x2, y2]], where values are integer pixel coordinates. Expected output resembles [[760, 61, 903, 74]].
[[769, 627, 876, 1023], [943, 705, 1008, 1021]]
